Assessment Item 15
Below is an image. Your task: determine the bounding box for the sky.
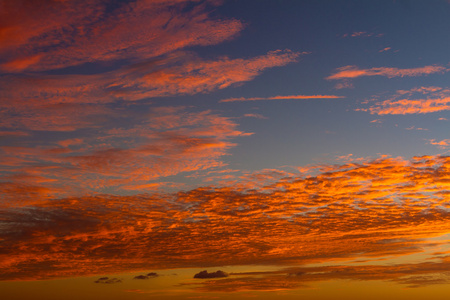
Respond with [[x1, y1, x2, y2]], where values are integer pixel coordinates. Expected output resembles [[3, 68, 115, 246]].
[[1, 0, 450, 299]]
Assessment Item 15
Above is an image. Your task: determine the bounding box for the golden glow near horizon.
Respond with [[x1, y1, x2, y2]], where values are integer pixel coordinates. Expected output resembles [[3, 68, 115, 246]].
[[1, 0, 450, 299]]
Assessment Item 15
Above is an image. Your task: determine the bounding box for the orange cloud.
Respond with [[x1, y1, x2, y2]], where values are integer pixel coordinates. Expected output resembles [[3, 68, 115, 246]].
[[357, 86, 450, 115], [0, 50, 299, 131], [220, 94, 343, 103], [2, 155, 450, 280], [429, 139, 450, 149], [327, 65, 447, 80]]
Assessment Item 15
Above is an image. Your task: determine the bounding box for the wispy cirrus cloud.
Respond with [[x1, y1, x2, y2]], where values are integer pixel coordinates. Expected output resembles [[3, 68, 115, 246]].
[[0, 0, 244, 72], [0, 50, 300, 132], [2, 155, 450, 280], [342, 31, 383, 38], [327, 65, 447, 80], [0, 106, 251, 199], [220, 94, 344, 103]]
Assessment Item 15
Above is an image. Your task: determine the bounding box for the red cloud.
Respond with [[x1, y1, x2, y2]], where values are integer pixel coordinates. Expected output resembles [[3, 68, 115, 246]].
[[0, 0, 243, 72]]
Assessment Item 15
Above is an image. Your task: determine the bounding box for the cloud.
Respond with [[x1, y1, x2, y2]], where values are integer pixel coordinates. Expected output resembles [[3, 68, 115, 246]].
[[133, 272, 159, 279], [357, 86, 450, 115], [194, 270, 229, 279], [191, 261, 450, 292], [94, 277, 122, 284], [0, 131, 29, 137], [428, 139, 450, 149], [2, 155, 450, 280], [0, 106, 251, 197], [243, 113, 268, 119], [342, 31, 383, 38], [0, 50, 300, 132], [188, 276, 305, 292], [220, 94, 343, 103], [334, 80, 354, 89], [327, 65, 447, 80], [0, 0, 244, 72], [379, 47, 392, 52], [406, 126, 427, 131]]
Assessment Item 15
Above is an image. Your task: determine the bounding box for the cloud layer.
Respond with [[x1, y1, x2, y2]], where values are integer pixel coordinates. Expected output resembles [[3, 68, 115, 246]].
[[2, 155, 450, 280]]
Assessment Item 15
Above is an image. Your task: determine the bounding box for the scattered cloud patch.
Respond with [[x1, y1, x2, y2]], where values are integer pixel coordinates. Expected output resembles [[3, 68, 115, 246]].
[[406, 126, 428, 131], [243, 113, 268, 119], [357, 87, 450, 115], [379, 47, 392, 53], [342, 31, 383, 38], [133, 272, 159, 280], [94, 277, 122, 284], [428, 139, 450, 149]]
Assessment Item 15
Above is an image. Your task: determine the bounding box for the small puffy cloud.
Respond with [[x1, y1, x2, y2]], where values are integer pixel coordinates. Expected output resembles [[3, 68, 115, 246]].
[[133, 272, 159, 279], [94, 277, 122, 284], [194, 270, 229, 279]]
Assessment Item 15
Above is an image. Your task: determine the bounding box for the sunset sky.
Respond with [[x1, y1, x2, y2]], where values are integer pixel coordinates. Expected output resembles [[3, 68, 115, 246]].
[[2, 0, 450, 299]]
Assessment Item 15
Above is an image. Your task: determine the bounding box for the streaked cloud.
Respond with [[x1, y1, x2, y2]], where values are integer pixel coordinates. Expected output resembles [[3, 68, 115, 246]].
[[357, 86, 450, 115], [379, 47, 392, 52], [342, 31, 383, 38], [0, 50, 299, 132], [220, 94, 344, 103], [191, 261, 450, 292], [0, 106, 251, 199], [327, 65, 447, 80], [0, 0, 244, 72]]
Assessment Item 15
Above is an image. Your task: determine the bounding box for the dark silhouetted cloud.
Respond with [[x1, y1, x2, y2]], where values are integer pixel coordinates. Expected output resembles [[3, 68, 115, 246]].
[[194, 270, 229, 279]]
